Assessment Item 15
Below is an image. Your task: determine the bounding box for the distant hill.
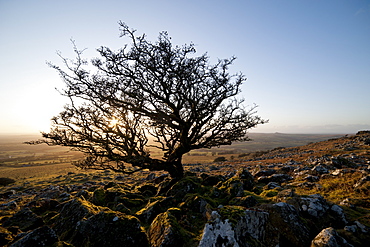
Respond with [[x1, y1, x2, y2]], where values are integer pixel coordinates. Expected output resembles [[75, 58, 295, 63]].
[[192, 132, 345, 154], [0, 133, 348, 165]]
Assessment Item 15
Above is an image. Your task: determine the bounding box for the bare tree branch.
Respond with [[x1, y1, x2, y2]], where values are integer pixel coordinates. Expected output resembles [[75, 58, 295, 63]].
[[33, 22, 267, 180]]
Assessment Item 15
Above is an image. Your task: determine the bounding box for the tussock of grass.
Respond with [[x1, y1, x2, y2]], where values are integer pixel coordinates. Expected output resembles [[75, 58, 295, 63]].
[[295, 172, 370, 226], [295, 172, 368, 204]]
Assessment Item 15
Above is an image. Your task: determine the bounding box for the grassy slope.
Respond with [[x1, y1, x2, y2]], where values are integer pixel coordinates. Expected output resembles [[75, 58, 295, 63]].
[[1, 132, 369, 232]]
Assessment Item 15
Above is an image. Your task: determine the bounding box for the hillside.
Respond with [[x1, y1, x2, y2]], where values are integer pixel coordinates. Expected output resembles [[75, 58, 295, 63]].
[[0, 131, 369, 246]]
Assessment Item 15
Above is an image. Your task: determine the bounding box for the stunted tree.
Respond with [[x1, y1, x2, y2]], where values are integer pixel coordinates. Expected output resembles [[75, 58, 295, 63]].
[[32, 22, 266, 181]]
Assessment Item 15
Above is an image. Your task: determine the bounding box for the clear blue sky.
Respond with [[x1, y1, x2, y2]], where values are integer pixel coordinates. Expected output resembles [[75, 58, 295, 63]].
[[1, 0, 369, 134]]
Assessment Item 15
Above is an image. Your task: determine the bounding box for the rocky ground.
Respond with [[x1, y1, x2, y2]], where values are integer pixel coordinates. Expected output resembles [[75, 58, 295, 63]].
[[0, 131, 370, 246]]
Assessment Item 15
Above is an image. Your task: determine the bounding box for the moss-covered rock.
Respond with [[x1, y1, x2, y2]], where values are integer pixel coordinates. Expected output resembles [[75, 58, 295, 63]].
[[136, 196, 175, 224], [218, 177, 245, 198], [166, 176, 202, 199], [229, 195, 258, 208], [181, 194, 214, 219], [201, 174, 226, 186], [52, 198, 104, 240], [148, 211, 185, 247], [198, 208, 269, 247], [116, 196, 145, 211], [237, 168, 255, 191], [3, 207, 44, 231], [91, 187, 106, 206], [261, 202, 311, 247], [10, 226, 58, 247], [260, 189, 279, 198], [114, 202, 131, 214], [105, 187, 128, 200], [71, 211, 149, 247], [136, 183, 158, 196]]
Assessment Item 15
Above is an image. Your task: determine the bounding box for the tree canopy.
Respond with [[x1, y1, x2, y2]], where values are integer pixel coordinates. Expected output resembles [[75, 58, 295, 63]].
[[32, 21, 266, 180]]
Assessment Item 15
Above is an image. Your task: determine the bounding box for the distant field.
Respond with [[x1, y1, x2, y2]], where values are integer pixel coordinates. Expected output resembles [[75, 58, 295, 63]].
[[0, 133, 345, 179], [185, 132, 346, 163]]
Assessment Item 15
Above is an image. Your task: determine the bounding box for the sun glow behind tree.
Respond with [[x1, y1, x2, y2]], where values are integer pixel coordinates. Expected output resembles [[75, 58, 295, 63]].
[[29, 22, 266, 184]]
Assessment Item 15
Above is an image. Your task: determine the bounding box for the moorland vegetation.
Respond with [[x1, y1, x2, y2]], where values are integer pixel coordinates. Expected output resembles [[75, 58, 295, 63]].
[[1, 131, 370, 246]]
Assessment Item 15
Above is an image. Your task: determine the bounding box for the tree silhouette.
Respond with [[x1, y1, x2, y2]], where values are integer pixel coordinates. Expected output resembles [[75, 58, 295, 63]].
[[32, 22, 266, 181]]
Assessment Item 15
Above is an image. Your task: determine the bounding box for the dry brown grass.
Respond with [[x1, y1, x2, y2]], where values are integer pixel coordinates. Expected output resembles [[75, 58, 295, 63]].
[[0, 163, 77, 180]]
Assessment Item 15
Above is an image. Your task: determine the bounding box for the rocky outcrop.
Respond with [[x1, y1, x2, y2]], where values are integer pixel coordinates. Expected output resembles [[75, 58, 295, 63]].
[[236, 168, 255, 191], [53, 198, 102, 240], [71, 211, 149, 247], [199, 202, 309, 247], [0, 171, 368, 246], [311, 227, 354, 247], [3, 208, 43, 231], [1, 131, 370, 246], [198, 211, 240, 247], [9, 226, 58, 247], [148, 210, 184, 247]]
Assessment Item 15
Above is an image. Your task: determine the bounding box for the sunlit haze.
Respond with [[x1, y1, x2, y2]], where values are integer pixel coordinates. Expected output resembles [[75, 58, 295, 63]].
[[1, 0, 369, 135]]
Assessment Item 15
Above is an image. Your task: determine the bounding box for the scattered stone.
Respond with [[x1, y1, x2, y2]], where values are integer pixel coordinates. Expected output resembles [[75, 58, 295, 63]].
[[236, 168, 255, 191], [300, 194, 330, 218], [347, 221, 369, 233], [311, 165, 329, 175], [1, 131, 370, 246], [354, 175, 370, 188], [330, 204, 347, 225], [264, 181, 281, 190], [145, 173, 156, 180], [234, 209, 270, 244], [257, 173, 293, 184], [344, 225, 358, 233], [311, 227, 353, 247], [276, 188, 295, 199], [340, 198, 355, 208], [331, 156, 356, 168], [201, 174, 226, 186], [304, 175, 319, 182], [252, 168, 276, 177]]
